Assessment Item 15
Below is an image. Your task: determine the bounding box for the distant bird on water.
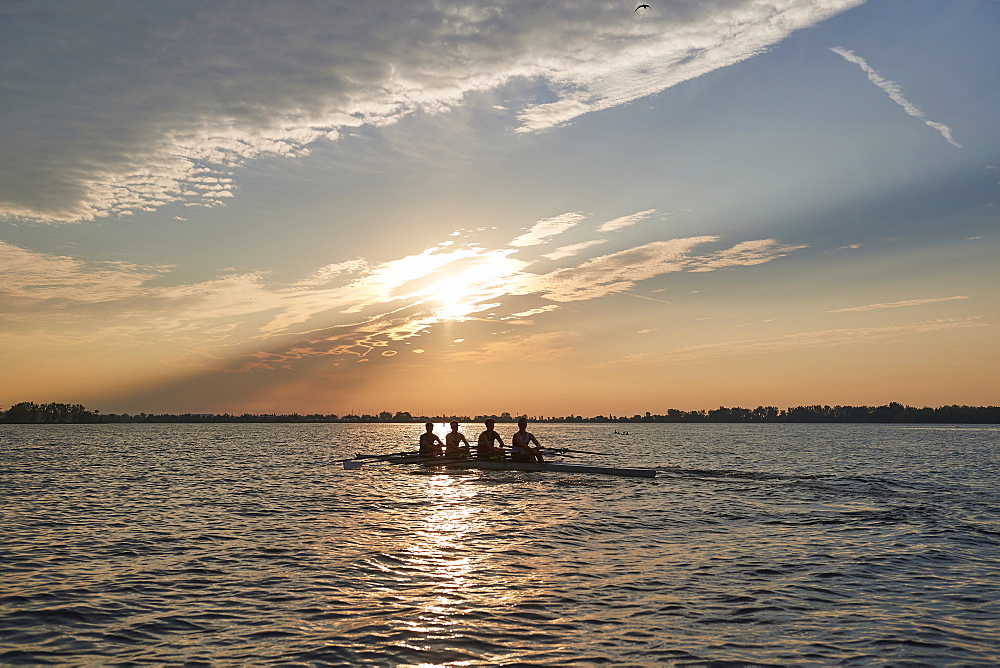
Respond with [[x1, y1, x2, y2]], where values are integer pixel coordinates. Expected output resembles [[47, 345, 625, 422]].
[[635, 4, 650, 10]]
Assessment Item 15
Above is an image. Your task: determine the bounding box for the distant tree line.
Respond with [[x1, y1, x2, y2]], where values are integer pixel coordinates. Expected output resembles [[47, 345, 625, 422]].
[[3, 401, 998, 424], [2, 402, 103, 424], [579, 403, 1000, 424]]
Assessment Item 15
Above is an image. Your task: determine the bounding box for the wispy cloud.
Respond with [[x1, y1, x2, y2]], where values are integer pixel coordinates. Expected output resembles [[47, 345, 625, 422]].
[[509, 213, 586, 247], [596, 209, 658, 233], [0, 240, 300, 351], [531, 237, 716, 302], [687, 239, 807, 273], [508, 305, 560, 319], [531, 238, 806, 302], [830, 46, 962, 148], [543, 239, 608, 260], [0, 241, 170, 303], [599, 318, 984, 367], [0, 1, 862, 223], [295, 259, 371, 287], [827, 296, 969, 313]]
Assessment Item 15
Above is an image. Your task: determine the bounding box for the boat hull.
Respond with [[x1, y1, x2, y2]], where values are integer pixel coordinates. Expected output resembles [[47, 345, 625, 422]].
[[429, 459, 657, 478], [347, 453, 658, 478]]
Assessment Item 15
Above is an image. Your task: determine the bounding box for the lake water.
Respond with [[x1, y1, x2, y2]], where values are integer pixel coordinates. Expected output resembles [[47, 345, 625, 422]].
[[1, 422, 998, 665]]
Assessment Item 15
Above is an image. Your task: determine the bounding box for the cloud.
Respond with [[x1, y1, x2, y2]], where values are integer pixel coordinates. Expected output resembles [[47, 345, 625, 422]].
[[830, 46, 962, 148], [295, 259, 371, 287], [596, 209, 658, 233], [530, 237, 805, 302], [508, 305, 560, 318], [234, 234, 809, 369], [0, 1, 862, 223], [258, 243, 530, 335], [530, 237, 713, 302], [827, 296, 969, 313], [543, 239, 608, 260], [686, 239, 807, 272], [0, 241, 170, 303], [509, 213, 586, 247], [517, 1, 863, 132], [0, 235, 529, 360], [0, 225, 807, 370], [599, 318, 984, 367], [0, 241, 308, 352], [518, 208, 663, 257]]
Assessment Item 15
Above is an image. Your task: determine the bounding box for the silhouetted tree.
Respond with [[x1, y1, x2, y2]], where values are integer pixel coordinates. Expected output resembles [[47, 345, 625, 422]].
[[3, 401, 100, 423]]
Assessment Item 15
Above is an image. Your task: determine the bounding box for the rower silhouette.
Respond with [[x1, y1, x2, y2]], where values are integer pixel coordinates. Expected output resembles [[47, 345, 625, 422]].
[[419, 422, 443, 456]]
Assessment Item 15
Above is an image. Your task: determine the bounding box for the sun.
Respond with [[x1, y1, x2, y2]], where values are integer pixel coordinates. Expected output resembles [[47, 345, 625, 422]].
[[425, 271, 492, 321], [372, 243, 529, 324], [392, 248, 522, 323]]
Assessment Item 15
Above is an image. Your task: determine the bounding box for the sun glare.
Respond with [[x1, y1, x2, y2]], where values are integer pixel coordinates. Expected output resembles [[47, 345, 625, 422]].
[[411, 250, 525, 323]]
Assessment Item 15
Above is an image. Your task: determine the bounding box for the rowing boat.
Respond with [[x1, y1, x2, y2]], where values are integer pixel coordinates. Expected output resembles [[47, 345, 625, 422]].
[[343, 452, 657, 478], [430, 459, 657, 478]]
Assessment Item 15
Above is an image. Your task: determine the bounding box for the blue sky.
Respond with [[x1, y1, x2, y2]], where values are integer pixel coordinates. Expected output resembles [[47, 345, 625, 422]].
[[1, 0, 997, 415]]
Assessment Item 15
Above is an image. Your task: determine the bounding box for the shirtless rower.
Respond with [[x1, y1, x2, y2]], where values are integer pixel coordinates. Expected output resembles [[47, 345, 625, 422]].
[[476, 418, 505, 460], [418, 422, 444, 457], [445, 421, 471, 458], [510, 417, 545, 463]]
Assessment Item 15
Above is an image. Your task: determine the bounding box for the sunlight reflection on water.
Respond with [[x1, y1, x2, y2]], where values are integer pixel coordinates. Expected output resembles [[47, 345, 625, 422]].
[[408, 475, 480, 632]]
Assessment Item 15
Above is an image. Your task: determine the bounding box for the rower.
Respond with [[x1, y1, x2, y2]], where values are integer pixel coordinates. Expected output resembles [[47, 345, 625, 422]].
[[445, 421, 471, 458], [510, 417, 545, 463], [476, 418, 505, 460], [419, 422, 444, 456]]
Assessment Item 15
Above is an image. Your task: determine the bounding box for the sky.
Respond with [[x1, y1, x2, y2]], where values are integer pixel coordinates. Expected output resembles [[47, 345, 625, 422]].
[[1, 0, 997, 417]]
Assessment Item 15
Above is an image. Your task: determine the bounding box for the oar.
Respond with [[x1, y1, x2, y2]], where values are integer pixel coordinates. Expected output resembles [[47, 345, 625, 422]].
[[545, 447, 615, 456], [339, 451, 475, 467], [346, 453, 485, 471], [329, 450, 418, 464]]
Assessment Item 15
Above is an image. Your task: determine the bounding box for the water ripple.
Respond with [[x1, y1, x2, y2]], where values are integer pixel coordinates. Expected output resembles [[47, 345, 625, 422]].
[[1, 423, 998, 664]]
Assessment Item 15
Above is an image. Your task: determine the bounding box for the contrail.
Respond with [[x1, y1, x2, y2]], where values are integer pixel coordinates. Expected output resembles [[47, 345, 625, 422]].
[[830, 46, 961, 148]]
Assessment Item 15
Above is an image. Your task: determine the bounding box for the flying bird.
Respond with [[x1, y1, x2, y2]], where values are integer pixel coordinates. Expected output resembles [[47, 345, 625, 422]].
[[635, 4, 650, 10]]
